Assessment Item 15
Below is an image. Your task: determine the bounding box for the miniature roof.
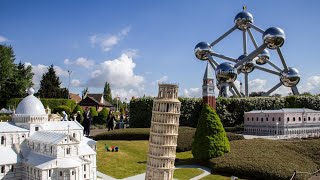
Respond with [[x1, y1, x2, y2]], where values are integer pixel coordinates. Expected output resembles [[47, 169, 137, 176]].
[[246, 108, 320, 114], [0, 147, 21, 165], [16, 88, 46, 115], [79, 143, 96, 156], [29, 131, 68, 144], [42, 121, 83, 131], [82, 136, 96, 146], [0, 122, 29, 133], [203, 62, 214, 80]]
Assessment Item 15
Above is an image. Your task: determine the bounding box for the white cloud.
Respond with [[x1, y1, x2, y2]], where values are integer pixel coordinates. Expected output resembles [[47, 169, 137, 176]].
[[183, 88, 201, 98], [63, 57, 94, 68], [111, 88, 142, 101], [151, 76, 168, 86], [248, 79, 267, 92], [0, 35, 8, 43], [86, 52, 144, 95], [90, 26, 131, 52], [25, 63, 68, 90], [71, 79, 81, 87], [300, 76, 320, 94]]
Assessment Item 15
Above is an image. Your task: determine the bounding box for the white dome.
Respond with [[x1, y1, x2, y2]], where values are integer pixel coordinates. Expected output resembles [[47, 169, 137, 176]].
[[16, 94, 46, 115]]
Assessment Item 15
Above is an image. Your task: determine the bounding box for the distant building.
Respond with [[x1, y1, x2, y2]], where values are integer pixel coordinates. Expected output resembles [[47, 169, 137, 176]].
[[244, 108, 320, 137], [0, 88, 97, 180], [202, 62, 216, 110], [79, 94, 113, 111], [69, 93, 82, 103]]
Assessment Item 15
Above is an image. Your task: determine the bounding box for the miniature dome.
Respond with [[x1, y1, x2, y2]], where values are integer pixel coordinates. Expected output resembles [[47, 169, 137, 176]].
[[15, 88, 46, 115]]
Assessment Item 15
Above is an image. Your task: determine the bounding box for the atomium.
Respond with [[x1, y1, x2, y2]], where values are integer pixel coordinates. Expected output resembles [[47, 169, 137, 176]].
[[194, 8, 300, 97]]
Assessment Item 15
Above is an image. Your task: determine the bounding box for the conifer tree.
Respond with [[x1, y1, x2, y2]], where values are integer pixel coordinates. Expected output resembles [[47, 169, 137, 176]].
[[103, 82, 112, 103], [192, 104, 230, 160]]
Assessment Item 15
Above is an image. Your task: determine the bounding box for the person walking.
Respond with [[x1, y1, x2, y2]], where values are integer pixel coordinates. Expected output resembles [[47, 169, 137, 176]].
[[107, 111, 115, 131], [61, 111, 68, 121], [83, 107, 92, 137]]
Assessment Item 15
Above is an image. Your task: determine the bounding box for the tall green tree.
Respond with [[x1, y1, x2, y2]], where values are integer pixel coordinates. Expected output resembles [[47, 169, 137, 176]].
[[192, 104, 230, 160], [38, 64, 67, 98], [103, 82, 112, 103], [12, 62, 34, 98]]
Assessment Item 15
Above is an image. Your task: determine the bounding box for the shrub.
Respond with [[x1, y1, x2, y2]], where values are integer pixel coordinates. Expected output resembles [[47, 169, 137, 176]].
[[129, 97, 153, 128], [94, 128, 150, 140], [53, 105, 71, 116], [90, 107, 98, 117], [192, 104, 230, 160], [72, 104, 83, 115], [93, 107, 109, 125]]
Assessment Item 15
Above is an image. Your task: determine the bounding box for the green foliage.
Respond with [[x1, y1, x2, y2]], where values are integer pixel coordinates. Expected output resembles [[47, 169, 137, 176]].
[[53, 105, 71, 116], [38, 64, 67, 99], [179, 97, 203, 127], [210, 139, 320, 180], [0, 45, 34, 107], [72, 104, 83, 115], [94, 128, 150, 140], [90, 107, 98, 117], [7, 98, 77, 112], [120, 107, 125, 115], [129, 97, 154, 128], [93, 107, 109, 124], [103, 82, 112, 103], [192, 104, 230, 160]]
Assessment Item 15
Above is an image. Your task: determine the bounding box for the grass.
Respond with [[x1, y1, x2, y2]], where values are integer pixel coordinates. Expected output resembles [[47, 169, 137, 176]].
[[173, 168, 203, 180], [200, 174, 244, 180], [97, 140, 149, 179]]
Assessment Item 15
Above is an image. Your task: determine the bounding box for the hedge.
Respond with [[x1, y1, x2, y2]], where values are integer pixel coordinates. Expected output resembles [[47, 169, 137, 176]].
[[7, 98, 77, 112], [129, 95, 320, 128]]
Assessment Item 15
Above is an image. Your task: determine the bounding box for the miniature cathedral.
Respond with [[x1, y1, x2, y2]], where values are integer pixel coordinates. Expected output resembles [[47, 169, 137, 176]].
[[0, 88, 97, 180], [145, 84, 181, 180]]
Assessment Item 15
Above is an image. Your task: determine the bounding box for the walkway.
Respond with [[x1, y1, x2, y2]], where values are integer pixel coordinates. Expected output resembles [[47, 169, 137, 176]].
[[96, 164, 211, 180]]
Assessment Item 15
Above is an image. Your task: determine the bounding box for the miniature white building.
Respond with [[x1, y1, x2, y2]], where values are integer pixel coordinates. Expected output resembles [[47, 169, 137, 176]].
[[244, 108, 320, 137], [145, 84, 181, 180], [0, 88, 97, 180]]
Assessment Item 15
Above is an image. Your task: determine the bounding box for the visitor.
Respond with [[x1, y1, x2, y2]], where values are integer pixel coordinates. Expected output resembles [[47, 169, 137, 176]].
[[83, 107, 92, 137], [107, 111, 115, 131], [76, 111, 83, 124], [61, 111, 68, 121], [119, 114, 124, 129]]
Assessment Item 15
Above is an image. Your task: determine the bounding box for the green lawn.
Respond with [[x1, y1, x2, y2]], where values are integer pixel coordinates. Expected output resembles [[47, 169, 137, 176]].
[[200, 174, 243, 180], [173, 168, 203, 180]]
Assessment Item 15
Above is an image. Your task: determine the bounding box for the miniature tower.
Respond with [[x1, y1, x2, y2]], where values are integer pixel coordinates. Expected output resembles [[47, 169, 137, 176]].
[[202, 62, 216, 110], [145, 84, 181, 180]]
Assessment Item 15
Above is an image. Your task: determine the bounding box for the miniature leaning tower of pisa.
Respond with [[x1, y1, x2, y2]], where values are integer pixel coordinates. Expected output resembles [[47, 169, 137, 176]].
[[145, 84, 181, 180]]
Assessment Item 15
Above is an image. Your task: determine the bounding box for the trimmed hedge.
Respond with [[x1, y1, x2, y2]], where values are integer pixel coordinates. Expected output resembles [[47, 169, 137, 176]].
[[93, 127, 243, 152], [7, 98, 77, 112], [129, 96, 320, 128], [209, 139, 320, 180]]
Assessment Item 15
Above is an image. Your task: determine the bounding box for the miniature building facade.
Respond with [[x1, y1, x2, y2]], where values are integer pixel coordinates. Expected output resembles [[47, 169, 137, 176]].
[[202, 62, 216, 110], [244, 108, 320, 137], [0, 88, 97, 180], [145, 84, 181, 180]]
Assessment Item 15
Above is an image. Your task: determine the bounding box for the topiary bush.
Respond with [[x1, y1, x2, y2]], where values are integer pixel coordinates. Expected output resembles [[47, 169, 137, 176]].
[[94, 128, 150, 140], [93, 107, 109, 125], [72, 104, 83, 115], [192, 104, 230, 160]]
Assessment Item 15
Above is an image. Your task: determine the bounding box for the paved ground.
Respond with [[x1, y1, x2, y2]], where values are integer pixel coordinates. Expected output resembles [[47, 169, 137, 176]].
[[96, 165, 211, 180]]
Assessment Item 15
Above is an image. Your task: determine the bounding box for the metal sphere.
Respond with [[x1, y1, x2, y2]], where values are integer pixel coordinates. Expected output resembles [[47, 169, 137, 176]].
[[215, 62, 237, 83], [194, 42, 213, 61], [280, 67, 300, 87], [263, 27, 286, 49], [237, 54, 255, 73], [255, 49, 270, 65], [234, 11, 253, 30]]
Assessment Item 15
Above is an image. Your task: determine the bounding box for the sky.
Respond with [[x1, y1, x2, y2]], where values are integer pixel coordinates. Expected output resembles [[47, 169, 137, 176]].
[[1, 0, 320, 101]]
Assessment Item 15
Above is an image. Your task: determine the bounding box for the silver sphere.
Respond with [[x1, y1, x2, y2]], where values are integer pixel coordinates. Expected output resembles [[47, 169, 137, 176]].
[[263, 27, 286, 49], [234, 11, 253, 30], [194, 42, 213, 61], [280, 67, 300, 87], [237, 54, 255, 73], [255, 49, 270, 65], [215, 62, 237, 83]]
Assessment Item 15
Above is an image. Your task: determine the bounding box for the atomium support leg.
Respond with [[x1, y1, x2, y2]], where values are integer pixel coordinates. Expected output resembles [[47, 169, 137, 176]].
[[245, 73, 249, 97], [262, 82, 282, 96], [219, 83, 229, 97], [207, 56, 219, 70], [291, 86, 300, 95], [210, 25, 237, 47], [254, 65, 281, 76], [211, 52, 237, 63], [235, 43, 267, 68], [229, 87, 237, 97], [243, 29, 247, 54], [230, 82, 243, 97], [276, 47, 289, 71], [247, 28, 258, 48], [249, 24, 265, 34]]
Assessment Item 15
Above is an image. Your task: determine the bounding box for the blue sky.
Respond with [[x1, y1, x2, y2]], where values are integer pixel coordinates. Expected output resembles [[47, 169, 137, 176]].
[[1, 0, 320, 100]]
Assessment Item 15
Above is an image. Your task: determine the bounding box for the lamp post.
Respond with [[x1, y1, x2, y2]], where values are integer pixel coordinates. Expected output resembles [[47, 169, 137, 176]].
[[67, 70, 72, 99], [276, 121, 279, 138], [116, 96, 120, 112]]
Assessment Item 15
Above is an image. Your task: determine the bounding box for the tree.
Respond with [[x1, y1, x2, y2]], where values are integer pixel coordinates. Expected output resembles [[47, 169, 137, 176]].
[[192, 104, 230, 160], [95, 107, 109, 124], [38, 65, 67, 98], [0, 45, 34, 107], [72, 104, 84, 115], [103, 82, 112, 103], [249, 91, 266, 97]]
